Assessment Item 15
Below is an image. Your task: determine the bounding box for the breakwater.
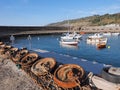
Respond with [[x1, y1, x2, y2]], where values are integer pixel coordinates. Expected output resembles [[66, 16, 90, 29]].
[[0, 26, 67, 37], [0, 26, 120, 37], [0, 25, 120, 44]]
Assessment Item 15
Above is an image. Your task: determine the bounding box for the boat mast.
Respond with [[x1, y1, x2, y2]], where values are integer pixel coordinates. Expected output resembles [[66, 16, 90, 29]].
[[67, 19, 71, 34]]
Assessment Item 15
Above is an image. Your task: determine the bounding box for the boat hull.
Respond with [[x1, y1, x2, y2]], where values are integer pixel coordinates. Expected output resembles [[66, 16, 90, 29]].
[[97, 43, 106, 49], [92, 75, 120, 90], [101, 67, 120, 83], [60, 41, 78, 45]]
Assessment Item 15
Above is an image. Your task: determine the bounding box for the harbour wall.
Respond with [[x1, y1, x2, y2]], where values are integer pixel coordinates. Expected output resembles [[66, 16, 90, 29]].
[[0, 26, 67, 37], [0, 26, 120, 37]]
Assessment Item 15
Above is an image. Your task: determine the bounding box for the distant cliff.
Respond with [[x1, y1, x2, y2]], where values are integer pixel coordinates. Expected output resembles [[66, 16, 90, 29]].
[[48, 13, 120, 27]]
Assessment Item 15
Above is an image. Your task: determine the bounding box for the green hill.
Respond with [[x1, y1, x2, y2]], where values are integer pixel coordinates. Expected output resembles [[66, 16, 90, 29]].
[[48, 13, 120, 27]]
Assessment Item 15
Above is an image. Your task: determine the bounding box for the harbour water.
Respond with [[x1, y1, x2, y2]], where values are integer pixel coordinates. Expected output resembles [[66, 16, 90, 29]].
[[14, 34, 120, 67]]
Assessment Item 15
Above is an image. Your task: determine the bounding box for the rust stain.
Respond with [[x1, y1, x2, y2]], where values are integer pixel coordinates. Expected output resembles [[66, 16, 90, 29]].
[[54, 64, 85, 89]]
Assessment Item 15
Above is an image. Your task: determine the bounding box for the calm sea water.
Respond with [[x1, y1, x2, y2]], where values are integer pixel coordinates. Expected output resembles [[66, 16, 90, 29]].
[[14, 34, 120, 67]]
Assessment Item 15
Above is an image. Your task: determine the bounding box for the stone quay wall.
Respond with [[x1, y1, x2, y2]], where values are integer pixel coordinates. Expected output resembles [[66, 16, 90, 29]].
[[0, 26, 120, 37]]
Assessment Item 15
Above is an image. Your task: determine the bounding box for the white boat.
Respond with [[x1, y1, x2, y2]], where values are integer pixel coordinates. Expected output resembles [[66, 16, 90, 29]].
[[61, 31, 82, 40], [72, 31, 82, 39], [91, 75, 120, 90], [101, 67, 120, 83], [87, 38, 107, 44], [88, 33, 103, 39], [61, 32, 74, 40], [103, 32, 111, 36], [60, 39, 78, 45], [108, 67, 120, 75], [111, 32, 120, 36], [60, 43, 78, 49], [87, 33, 107, 44]]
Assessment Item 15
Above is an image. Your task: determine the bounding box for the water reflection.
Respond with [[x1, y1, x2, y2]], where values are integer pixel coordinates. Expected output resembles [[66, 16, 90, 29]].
[[60, 43, 79, 49], [86, 41, 98, 46]]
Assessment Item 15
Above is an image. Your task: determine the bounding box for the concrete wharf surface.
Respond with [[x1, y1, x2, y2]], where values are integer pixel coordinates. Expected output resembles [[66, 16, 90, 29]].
[[0, 55, 42, 90]]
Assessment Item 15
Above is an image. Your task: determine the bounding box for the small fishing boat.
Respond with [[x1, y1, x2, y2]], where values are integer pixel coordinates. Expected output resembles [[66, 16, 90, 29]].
[[72, 31, 82, 39], [91, 75, 120, 90], [97, 43, 106, 49], [103, 32, 111, 36], [88, 33, 103, 39], [60, 39, 78, 45], [87, 38, 107, 44], [61, 32, 74, 40], [101, 67, 120, 83], [60, 43, 79, 49], [87, 33, 107, 45], [31, 57, 56, 76], [54, 64, 85, 89], [108, 67, 120, 76], [111, 32, 120, 36], [61, 32, 82, 40]]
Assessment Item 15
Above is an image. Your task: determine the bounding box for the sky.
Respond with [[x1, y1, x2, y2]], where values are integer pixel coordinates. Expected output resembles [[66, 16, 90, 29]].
[[0, 0, 120, 26]]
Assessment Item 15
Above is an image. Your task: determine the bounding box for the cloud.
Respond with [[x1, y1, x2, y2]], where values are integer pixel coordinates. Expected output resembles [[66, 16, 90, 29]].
[[106, 5, 120, 10], [86, 5, 120, 15], [62, 4, 120, 19]]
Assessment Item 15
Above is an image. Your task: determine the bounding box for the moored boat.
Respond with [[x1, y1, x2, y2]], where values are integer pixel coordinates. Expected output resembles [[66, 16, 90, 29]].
[[111, 32, 120, 36], [60, 43, 79, 49], [97, 43, 106, 49], [91, 75, 120, 90], [103, 32, 111, 36], [88, 33, 103, 39], [61, 31, 82, 40], [87, 33, 107, 46], [101, 67, 120, 83], [60, 39, 78, 45], [87, 37, 107, 44]]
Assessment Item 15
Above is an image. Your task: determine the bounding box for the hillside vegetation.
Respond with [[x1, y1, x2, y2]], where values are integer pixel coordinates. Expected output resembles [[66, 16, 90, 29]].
[[48, 13, 120, 27]]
